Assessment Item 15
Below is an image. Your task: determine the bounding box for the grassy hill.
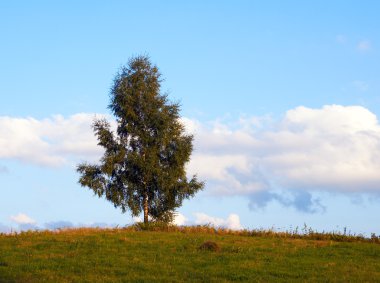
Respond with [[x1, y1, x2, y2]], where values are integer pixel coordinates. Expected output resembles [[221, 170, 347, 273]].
[[0, 225, 379, 282]]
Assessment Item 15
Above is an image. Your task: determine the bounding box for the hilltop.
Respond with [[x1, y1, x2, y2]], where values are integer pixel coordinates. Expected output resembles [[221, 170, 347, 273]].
[[0, 225, 379, 282]]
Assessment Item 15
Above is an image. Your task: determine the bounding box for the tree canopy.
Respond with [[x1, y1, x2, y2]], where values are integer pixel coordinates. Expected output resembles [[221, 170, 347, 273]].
[[77, 55, 204, 223]]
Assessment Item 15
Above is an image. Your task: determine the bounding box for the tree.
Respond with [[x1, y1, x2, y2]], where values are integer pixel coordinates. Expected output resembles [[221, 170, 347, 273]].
[[77, 55, 204, 224]]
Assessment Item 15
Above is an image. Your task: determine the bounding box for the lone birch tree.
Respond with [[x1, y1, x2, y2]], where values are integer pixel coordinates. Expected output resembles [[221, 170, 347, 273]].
[[77, 56, 204, 223]]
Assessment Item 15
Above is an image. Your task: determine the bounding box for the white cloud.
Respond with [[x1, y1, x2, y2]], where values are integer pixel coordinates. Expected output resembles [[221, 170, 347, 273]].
[[132, 216, 143, 223], [185, 105, 380, 196], [10, 213, 36, 224], [132, 213, 187, 225], [173, 213, 187, 226], [357, 40, 371, 51], [188, 154, 264, 195], [194, 212, 243, 230], [182, 117, 265, 195], [0, 113, 107, 167], [260, 105, 380, 192]]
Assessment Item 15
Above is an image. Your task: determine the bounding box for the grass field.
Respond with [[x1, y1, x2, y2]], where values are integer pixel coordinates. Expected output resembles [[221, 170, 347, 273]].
[[0, 225, 379, 282]]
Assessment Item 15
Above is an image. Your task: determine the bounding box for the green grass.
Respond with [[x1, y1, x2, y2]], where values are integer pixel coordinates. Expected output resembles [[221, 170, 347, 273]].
[[0, 225, 380, 282]]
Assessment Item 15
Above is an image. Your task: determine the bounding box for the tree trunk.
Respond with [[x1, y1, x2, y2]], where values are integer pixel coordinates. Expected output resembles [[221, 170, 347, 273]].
[[143, 191, 148, 224]]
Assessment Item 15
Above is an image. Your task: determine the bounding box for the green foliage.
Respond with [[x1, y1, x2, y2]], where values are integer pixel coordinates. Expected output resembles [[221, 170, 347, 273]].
[[77, 56, 204, 222], [1, 227, 380, 282]]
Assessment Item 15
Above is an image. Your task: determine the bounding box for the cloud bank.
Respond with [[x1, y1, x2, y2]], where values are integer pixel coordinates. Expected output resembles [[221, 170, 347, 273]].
[[0, 212, 243, 233], [1, 105, 380, 212], [10, 213, 36, 224], [0, 113, 106, 166], [194, 213, 243, 230], [185, 105, 380, 194]]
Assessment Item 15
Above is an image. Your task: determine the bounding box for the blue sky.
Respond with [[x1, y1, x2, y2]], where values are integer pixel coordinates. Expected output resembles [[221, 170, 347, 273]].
[[1, 1, 380, 235]]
